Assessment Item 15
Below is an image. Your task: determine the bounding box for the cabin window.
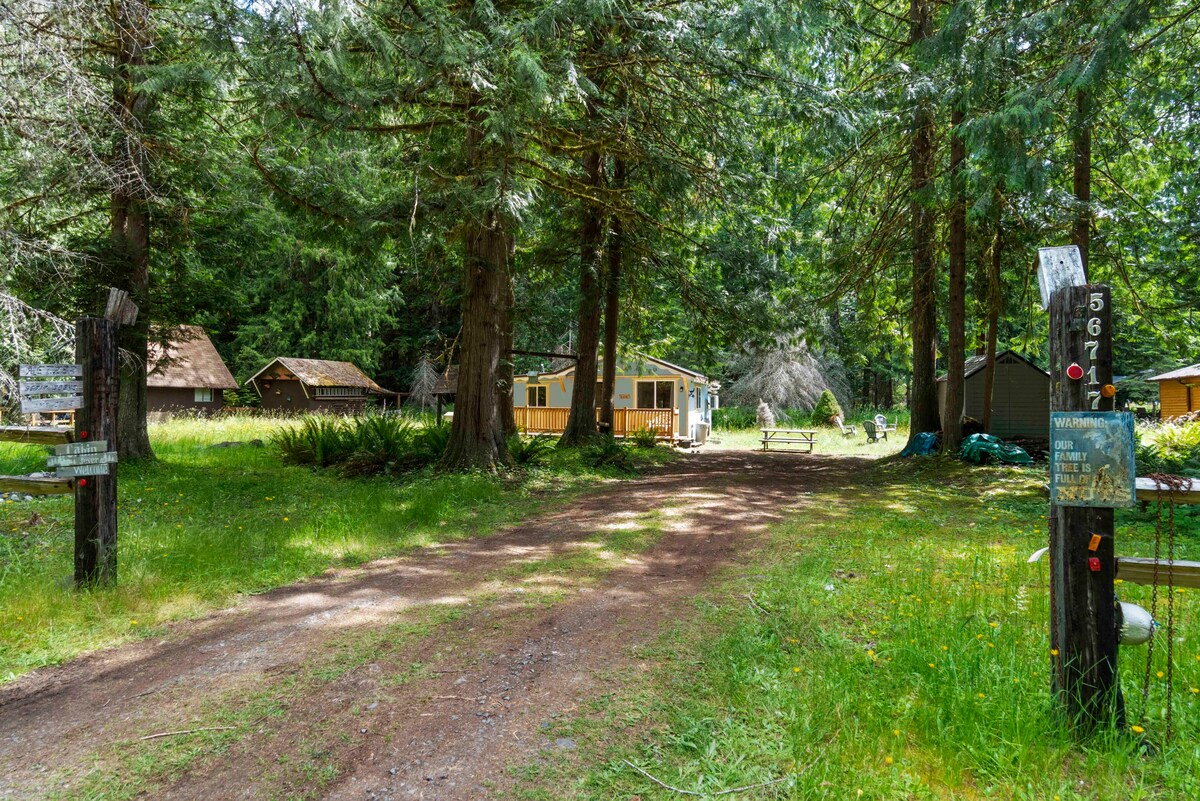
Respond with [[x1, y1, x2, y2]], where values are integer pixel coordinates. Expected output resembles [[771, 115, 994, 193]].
[[527, 385, 547, 407], [194, 388, 213, 403], [636, 380, 675, 410], [315, 386, 365, 397]]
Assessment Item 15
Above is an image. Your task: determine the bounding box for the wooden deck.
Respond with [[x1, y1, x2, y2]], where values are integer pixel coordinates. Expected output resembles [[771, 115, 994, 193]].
[[513, 407, 677, 437]]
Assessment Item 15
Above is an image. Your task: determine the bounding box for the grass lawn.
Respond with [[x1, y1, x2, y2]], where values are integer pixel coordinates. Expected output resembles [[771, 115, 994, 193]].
[[706, 424, 909, 457], [0, 416, 673, 683], [514, 457, 1200, 800]]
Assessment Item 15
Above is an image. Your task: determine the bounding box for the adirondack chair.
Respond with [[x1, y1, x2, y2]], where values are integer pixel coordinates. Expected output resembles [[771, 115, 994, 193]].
[[874, 414, 896, 433], [864, 419, 887, 443], [834, 415, 857, 437]]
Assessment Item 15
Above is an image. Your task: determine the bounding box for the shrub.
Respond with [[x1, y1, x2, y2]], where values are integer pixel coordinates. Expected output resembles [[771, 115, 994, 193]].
[[340, 415, 417, 475], [274, 416, 355, 468], [509, 434, 555, 466], [582, 434, 636, 473], [1138, 421, 1200, 477], [413, 422, 452, 465], [811, 389, 843, 426], [628, 427, 660, 449], [712, 406, 758, 431], [756, 400, 776, 429]]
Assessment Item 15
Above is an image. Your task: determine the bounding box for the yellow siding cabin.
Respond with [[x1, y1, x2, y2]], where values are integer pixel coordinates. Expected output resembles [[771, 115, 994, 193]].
[[1149, 363, 1200, 420]]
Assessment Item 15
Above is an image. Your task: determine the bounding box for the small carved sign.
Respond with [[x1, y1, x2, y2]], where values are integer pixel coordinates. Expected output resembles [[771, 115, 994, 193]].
[[19, 364, 83, 378]]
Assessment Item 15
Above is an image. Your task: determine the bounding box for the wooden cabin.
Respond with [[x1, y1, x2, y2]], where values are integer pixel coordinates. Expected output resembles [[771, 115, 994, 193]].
[[147, 325, 239, 415], [513, 355, 713, 442], [1149, 364, 1200, 420], [247, 357, 393, 414], [937, 350, 1050, 439]]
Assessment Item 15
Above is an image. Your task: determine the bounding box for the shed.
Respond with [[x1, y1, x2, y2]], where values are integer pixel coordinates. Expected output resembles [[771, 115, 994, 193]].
[[247, 357, 393, 414], [1148, 363, 1200, 420], [431, 365, 458, 417], [937, 350, 1050, 440], [147, 325, 239, 415]]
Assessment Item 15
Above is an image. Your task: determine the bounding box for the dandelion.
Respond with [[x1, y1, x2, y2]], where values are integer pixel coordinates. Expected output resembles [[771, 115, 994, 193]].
[[1190, 688, 1198, 694], [793, 667, 801, 673], [942, 645, 948, 651], [283, 517, 290, 522], [1157, 671, 1165, 678], [131, 620, 139, 625], [976, 693, 986, 699], [892, 729, 900, 736], [989, 622, 998, 628], [1050, 648, 1059, 656], [1131, 725, 1145, 734], [928, 663, 936, 669], [884, 756, 894, 765]]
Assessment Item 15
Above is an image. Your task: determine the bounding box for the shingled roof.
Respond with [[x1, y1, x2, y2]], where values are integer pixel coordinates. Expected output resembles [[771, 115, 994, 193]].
[[147, 326, 239, 390], [248, 357, 392, 393], [1149, 364, 1200, 383], [432, 365, 458, 396]]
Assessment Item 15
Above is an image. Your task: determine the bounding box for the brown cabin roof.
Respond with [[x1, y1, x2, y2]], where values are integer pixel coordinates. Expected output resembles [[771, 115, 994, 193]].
[[248, 357, 392, 393], [432, 365, 458, 396], [1149, 363, 1200, 383], [147, 325, 239, 390]]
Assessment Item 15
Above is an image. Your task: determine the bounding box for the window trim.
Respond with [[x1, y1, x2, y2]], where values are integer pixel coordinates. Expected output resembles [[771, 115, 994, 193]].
[[635, 379, 676, 410], [527, 385, 548, 407]]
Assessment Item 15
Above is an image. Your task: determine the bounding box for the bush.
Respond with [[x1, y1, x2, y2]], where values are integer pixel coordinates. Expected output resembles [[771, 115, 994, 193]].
[[582, 434, 636, 473], [811, 389, 843, 426], [627, 427, 660, 449], [413, 422, 452, 465], [712, 406, 758, 431], [273, 414, 450, 474], [1137, 421, 1200, 477], [274, 416, 355, 468], [509, 434, 555, 466]]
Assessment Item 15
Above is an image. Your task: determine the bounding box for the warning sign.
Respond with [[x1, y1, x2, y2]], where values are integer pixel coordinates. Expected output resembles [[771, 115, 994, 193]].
[[1049, 412, 1136, 508]]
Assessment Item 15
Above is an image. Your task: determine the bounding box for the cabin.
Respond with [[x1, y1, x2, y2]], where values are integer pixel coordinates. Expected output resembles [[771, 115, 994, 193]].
[[937, 350, 1050, 439], [1149, 364, 1200, 420], [513, 355, 713, 442], [147, 325, 239, 415], [247, 357, 393, 415]]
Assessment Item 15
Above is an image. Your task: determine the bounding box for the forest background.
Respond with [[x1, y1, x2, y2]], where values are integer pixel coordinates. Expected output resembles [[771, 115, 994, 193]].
[[1, 0, 1198, 465]]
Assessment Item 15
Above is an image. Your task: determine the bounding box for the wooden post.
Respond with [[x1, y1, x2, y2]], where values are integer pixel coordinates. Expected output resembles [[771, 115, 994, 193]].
[[1048, 283, 1121, 730], [74, 318, 119, 587]]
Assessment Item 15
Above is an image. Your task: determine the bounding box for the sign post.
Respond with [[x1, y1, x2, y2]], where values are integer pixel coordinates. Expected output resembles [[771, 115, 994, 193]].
[[1043, 246, 1135, 731], [73, 317, 120, 587]]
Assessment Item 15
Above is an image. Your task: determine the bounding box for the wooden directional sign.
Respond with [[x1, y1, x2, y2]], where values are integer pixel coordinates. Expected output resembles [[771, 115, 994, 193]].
[[21, 396, 85, 413], [55, 440, 108, 456], [48, 451, 117, 469], [57, 463, 114, 478], [19, 380, 84, 395], [19, 364, 83, 378], [1037, 246, 1087, 310]]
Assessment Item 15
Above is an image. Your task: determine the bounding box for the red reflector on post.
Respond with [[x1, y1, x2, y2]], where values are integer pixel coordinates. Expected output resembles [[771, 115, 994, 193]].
[[1088, 557, 1101, 572], [1066, 363, 1085, 380]]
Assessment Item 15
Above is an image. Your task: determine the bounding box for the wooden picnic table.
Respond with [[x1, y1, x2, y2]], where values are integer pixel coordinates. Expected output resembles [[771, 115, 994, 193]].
[[760, 428, 817, 453]]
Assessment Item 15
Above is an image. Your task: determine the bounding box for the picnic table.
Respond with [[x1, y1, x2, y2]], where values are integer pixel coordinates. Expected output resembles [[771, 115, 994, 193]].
[[760, 428, 817, 453]]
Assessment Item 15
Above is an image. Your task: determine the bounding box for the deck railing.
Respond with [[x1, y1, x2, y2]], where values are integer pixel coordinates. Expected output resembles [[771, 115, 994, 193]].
[[513, 406, 677, 437]]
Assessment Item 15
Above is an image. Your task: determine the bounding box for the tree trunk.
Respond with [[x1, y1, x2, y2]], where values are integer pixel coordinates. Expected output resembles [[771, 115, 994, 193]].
[[599, 161, 624, 431], [943, 107, 967, 453], [559, 149, 605, 446], [1072, 89, 1091, 276], [111, 0, 153, 460], [498, 272, 516, 438], [907, 0, 939, 442], [981, 192, 1002, 433], [442, 105, 512, 470]]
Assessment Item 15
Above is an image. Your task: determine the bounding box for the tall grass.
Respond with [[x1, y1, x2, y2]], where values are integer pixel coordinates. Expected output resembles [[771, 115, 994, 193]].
[[0, 415, 670, 682], [528, 459, 1200, 800]]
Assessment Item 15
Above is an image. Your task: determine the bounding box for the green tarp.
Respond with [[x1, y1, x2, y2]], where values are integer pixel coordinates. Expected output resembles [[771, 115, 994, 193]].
[[959, 433, 1033, 465]]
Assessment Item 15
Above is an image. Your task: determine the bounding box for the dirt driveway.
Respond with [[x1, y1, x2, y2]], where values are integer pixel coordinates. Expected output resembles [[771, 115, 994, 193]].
[[0, 450, 866, 800]]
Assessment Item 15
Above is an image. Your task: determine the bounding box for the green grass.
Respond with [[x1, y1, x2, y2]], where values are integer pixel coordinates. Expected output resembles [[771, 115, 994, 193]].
[[0, 415, 674, 683], [511, 457, 1200, 800], [706, 424, 910, 457]]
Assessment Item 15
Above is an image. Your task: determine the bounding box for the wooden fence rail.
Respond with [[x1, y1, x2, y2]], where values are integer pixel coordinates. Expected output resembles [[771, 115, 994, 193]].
[[513, 407, 677, 437]]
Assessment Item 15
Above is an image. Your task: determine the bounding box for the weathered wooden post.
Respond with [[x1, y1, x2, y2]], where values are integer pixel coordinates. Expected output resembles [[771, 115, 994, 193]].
[[1041, 246, 1135, 731], [73, 317, 119, 586]]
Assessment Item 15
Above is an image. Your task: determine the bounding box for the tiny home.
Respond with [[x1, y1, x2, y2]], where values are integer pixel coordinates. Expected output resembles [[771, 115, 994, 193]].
[[513, 355, 713, 441], [1149, 364, 1200, 420], [937, 350, 1050, 439], [247, 357, 392, 415], [147, 325, 239, 415]]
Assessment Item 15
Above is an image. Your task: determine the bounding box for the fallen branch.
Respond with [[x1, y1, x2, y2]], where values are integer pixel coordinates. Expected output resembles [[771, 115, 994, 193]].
[[139, 726, 236, 741], [623, 759, 791, 797]]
